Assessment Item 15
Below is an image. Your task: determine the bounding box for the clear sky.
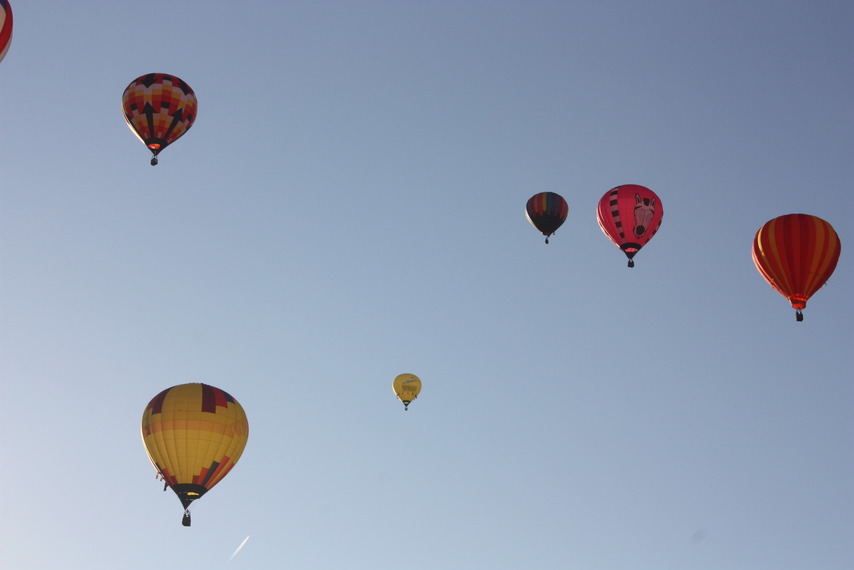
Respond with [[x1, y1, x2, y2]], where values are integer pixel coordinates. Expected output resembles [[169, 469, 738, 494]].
[[1, 2, 852, 569]]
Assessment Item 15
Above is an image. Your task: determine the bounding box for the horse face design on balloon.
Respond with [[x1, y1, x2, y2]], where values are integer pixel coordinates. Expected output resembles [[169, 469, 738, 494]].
[[633, 193, 657, 237], [596, 184, 663, 268]]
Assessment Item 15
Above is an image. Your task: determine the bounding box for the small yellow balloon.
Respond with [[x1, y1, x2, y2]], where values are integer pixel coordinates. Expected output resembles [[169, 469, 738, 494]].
[[392, 373, 422, 411]]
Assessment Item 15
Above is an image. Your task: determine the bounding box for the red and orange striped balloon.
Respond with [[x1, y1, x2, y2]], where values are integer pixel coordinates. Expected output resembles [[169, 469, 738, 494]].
[[752, 213, 841, 321]]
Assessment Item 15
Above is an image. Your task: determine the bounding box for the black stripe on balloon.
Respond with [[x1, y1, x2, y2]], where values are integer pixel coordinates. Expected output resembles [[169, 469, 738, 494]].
[[200, 461, 221, 487], [139, 74, 158, 88], [142, 102, 156, 141], [161, 109, 184, 145]]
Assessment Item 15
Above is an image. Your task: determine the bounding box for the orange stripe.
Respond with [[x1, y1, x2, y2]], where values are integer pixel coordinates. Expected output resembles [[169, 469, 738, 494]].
[[755, 218, 790, 297], [144, 419, 234, 435]]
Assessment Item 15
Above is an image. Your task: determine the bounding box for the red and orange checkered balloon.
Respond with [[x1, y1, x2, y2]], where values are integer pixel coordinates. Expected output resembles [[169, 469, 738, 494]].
[[122, 73, 197, 165]]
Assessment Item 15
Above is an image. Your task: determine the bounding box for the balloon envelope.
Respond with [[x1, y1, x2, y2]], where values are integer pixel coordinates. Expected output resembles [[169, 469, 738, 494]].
[[392, 374, 422, 410], [597, 184, 663, 266], [141, 383, 249, 525], [752, 213, 841, 320], [0, 0, 12, 63], [526, 192, 569, 243], [122, 73, 197, 165]]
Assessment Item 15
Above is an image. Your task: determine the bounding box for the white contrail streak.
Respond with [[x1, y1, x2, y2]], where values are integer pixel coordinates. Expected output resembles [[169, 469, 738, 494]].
[[228, 535, 250, 562]]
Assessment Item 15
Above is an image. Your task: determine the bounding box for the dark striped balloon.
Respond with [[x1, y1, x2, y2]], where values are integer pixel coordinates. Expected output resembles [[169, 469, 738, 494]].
[[752, 214, 841, 321], [526, 192, 569, 244]]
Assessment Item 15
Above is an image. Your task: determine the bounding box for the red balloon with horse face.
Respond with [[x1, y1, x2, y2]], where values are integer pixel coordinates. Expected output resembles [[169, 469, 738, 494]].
[[596, 184, 663, 267]]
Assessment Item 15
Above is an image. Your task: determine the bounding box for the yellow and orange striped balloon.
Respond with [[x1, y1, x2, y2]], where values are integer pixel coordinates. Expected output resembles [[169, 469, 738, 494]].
[[141, 383, 249, 526], [752, 213, 841, 321]]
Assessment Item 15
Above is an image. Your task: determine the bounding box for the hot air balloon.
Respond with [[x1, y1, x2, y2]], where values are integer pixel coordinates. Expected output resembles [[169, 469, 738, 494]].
[[752, 213, 841, 321], [597, 184, 663, 267], [0, 1, 12, 64], [393, 373, 421, 411], [141, 383, 249, 526], [122, 73, 197, 165], [526, 192, 569, 244]]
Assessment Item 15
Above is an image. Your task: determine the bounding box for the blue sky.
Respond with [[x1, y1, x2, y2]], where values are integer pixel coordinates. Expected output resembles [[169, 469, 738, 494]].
[[1, 2, 851, 569]]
